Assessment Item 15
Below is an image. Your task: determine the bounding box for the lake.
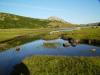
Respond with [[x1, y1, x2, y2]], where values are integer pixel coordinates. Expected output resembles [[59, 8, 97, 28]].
[[0, 39, 100, 75]]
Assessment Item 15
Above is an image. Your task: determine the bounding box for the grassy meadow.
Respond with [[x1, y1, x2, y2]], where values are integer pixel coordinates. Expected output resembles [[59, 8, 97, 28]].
[[0, 27, 100, 51], [0, 28, 54, 42]]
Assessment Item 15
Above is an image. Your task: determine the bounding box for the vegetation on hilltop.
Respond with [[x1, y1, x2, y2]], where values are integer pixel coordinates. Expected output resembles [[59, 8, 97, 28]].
[[0, 12, 74, 28]]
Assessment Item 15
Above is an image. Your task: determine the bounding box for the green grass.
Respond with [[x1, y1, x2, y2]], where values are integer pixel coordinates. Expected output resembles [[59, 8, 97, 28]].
[[23, 56, 100, 75], [0, 28, 54, 42], [62, 27, 100, 40]]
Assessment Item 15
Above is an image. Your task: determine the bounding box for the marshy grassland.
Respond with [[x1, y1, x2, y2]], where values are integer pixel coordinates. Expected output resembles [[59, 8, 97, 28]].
[[0, 27, 100, 75], [1, 27, 100, 42], [23, 56, 100, 75]]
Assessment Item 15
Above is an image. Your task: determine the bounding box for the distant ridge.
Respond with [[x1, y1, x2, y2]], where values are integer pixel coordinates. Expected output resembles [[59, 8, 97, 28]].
[[0, 12, 74, 28], [80, 22, 100, 26], [86, 22, 100, 26]]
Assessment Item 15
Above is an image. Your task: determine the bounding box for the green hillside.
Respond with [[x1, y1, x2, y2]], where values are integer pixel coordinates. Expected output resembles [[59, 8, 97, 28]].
[[0, 12, 74, 28]]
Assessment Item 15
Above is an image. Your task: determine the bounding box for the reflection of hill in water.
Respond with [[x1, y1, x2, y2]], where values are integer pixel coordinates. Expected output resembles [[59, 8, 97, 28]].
[[43, 42, 62, 48]]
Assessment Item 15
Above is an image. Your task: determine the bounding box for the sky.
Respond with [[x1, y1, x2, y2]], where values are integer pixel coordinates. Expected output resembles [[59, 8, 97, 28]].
[[0, 0, 100, 24]]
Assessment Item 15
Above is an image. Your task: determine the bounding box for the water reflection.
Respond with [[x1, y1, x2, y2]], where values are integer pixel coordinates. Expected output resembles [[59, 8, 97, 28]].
[[63, 39, 80, 47]]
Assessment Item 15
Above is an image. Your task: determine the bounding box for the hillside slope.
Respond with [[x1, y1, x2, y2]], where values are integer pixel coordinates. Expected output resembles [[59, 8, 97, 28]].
[[0, 12, 74, 28]]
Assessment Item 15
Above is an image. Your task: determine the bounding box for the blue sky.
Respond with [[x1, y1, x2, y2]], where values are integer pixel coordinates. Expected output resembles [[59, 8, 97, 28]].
[[0, 0, 100, 24]]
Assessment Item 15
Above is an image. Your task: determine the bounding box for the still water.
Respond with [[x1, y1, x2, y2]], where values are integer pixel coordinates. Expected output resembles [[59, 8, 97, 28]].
[[0, 39, 100, 75]]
